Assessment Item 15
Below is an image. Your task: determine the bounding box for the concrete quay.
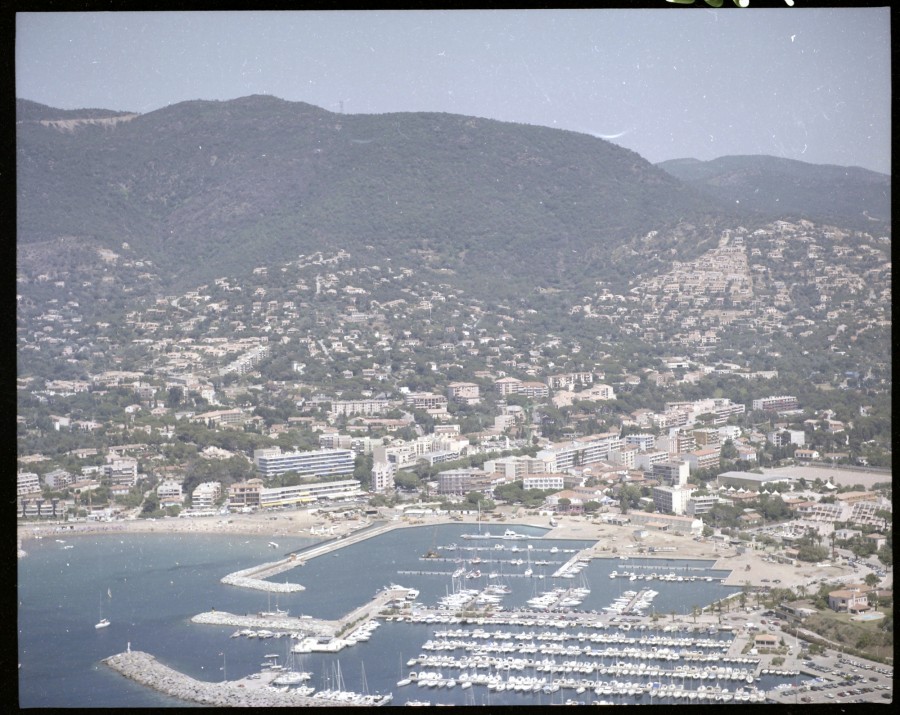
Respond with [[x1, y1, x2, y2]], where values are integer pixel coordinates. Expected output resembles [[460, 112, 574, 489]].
[[103, 650, 353, 707], [192, 584, 413, 639]]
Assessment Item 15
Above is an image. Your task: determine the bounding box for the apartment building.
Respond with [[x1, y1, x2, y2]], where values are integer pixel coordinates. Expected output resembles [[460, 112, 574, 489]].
[[536, 432, 623, 472], [329, 398, 395, 417], [522, 474, 566, 491], [625, 433, 656, 451], [652, 460, 690, 487], [686, 493, 721, 516], [609, 444, 638, 469], [257, 479, 364, 509], [403, 392, 449, 411], [156, 479, 185, 506], [446, 382, 481, 405], [253, 447, 355, 478], [547, 372, 594, 390], [634, 450, 670, 473], [371, 460, 395, 493], [519, 381, 550, 399], [656, 430, 697, 455], [768, 429, 806, 447], [494, 376, 523, 395], [437, 469, 494, 496], [683, 447, 721, 473], [483, 454, 555, 480], [191, 481, 222, 508], [652, 484, 693, 515], [191, 408, 247, 428], [43, 468, 75, 490], [17, 471, 41, 496], [227, 478, 265, 508], [752, 395, 799, 412], [104, 457, 139, 487]]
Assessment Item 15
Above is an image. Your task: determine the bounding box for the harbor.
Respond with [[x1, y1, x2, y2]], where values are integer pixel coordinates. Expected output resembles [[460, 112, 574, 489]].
[[19, 513, 888, 708], [112, 520, 872, 706]]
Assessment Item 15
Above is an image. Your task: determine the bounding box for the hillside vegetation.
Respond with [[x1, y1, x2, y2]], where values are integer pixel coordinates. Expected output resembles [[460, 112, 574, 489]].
[[17, 96, 724, 297]]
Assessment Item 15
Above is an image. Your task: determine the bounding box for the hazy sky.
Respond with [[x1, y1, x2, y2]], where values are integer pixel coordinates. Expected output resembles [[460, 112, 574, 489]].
[[16, 8, 891, 174]]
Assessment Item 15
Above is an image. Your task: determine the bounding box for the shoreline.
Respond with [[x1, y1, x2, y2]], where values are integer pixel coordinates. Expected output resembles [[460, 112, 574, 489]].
[[17, 509, 846, 592]]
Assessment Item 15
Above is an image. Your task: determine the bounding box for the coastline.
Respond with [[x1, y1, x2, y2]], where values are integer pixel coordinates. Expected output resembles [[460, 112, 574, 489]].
[[17, 509, 845, 592]]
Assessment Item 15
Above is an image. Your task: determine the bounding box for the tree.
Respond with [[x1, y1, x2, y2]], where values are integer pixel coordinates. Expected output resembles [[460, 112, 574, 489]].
[[166, 386, 184, 409]]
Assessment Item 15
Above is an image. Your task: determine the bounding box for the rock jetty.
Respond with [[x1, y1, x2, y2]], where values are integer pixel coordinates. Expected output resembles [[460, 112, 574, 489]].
[[220, 561, 305, 592], [103, 650, 354, 707]]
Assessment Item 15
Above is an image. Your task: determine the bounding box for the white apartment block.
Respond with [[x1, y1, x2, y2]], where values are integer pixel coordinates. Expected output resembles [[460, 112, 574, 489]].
[[686, 493, 721, 516], [547, 372, 595, 390], [652, 460, 690, 486], [652, 484, 693, 515], [371, 460, 395, 493], [219, 344, 270, 376], [329, 398, 395, 417], [446, 382, 481, 405], [157, 479, 185, 505], [373, 435, 469, 470], [191, 481, 222, 508], [536, 432, 623, 472], [523, 474, 565, 491], [257, 479, 364, 509], [520, 381, 550, 399], [625, 434, 656, 451], [768, 430, 806, 447], [752, 395, 799, 412], [17, 471, 41, 496], [253, 447, 355, 478], [683, 448, 721, 472], [104, 457, 139, 487], [483, 454, 556, 480], [494, 377, 523, 395], [403, 392, 449, 411], [43, 468, 75, 490], [609, 444, 638, 469], [634, 450, 670, 472]]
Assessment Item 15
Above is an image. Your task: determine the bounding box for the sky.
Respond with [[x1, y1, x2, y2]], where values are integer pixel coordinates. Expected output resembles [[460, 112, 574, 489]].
[[15, 7, 892, 174]]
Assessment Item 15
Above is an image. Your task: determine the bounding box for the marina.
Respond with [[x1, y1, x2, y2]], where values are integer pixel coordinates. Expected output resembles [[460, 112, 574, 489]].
[[18, 522, 892, 708]]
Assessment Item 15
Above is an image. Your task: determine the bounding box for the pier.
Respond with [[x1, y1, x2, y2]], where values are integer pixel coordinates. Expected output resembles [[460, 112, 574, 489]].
[[192, 584, 414, 639]]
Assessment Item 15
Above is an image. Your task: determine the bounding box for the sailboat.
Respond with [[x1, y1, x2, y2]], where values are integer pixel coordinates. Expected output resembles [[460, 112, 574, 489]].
[[524, 547, 533, 577], [96, 591, 110, 629]]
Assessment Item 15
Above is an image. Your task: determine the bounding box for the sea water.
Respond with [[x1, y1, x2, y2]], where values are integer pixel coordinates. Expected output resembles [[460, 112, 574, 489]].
[[18, 524, 758, 708]]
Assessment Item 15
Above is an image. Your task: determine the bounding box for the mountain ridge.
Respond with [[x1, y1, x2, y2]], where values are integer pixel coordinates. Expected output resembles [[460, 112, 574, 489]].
[[17, 95, 887, 300]]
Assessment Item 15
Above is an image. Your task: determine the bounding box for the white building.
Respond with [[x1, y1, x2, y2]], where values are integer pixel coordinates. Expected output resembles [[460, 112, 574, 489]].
[[191, 481, 222, 509], [523, 474, 565, 491], [157, 479, 185, 506], [371, 460, 395, 493], [253, 447, 355, 479], [652, 484, 693, 515], [17, 471, 41, 496]]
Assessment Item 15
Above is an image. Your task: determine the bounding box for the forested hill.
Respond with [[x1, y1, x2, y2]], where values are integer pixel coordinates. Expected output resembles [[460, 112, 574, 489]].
[[657, 155, 891, 231], [17, 95, 728, 297]]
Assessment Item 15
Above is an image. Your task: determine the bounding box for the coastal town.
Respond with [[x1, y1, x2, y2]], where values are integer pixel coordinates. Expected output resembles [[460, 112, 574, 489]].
[[18, 219, 892, 705]]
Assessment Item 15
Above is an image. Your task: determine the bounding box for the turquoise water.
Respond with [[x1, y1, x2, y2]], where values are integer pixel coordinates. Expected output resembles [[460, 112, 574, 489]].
[[18, 525, 756, 707]]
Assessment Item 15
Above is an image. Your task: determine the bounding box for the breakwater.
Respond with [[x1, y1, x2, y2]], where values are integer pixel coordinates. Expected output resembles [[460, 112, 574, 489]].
[[103, 650, 366, 706], [220, 560, 305, 592]]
